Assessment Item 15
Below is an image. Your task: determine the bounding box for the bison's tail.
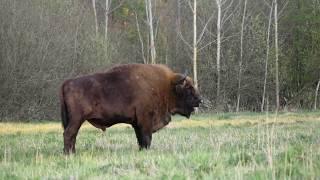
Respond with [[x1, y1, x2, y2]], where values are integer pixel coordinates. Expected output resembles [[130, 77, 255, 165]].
[[60, 83, 69, 130]]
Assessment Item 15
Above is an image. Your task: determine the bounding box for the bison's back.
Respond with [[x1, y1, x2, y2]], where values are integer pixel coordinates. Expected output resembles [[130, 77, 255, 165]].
[[98, 64, 173, 103]]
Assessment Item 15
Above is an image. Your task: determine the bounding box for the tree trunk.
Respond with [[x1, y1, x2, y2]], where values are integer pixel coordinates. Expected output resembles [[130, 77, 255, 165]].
[[105, 0, 110, 41], [135, 13, 147, 64], [215, 0, 221, 105], [92, 0, 98, 36], [177, 0, 213, 91], [193, 0, 198, 89], [274, 0, 280, 112], [145, 0, 156, 64], [261, 2, 273, 112], [314, 79, 320, 110], [236, 0, 247, 112]]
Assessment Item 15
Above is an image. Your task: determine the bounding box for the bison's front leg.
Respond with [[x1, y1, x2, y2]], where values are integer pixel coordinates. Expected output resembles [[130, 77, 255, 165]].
[[133, 125, 152, 150]]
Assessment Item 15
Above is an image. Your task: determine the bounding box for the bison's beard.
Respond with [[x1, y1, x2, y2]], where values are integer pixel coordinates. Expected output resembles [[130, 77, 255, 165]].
[[173, 97, 199, 118], [172, 106, 194, 119], [184, 106, 195, 118]]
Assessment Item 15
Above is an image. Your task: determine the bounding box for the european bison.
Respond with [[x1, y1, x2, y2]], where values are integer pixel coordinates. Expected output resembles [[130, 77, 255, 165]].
[[60, 64, 201, 154]]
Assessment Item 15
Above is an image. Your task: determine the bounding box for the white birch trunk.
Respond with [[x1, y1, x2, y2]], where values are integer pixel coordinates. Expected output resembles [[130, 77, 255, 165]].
[[145, 0, 156, 64], [216, 0, 222, 103], [193, 0, 198, 89], [274, 0, 280, 112], [177, 0, 214, 94], [105, 0, 110, 41], [314, 79, 320, 110], [236, 0, 247, 112], [135, 13, 147, 64], [92, 0, 98, 35], [261, 2, 273, 112]]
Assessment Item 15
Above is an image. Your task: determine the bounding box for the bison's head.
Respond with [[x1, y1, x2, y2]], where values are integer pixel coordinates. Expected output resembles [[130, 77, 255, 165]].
[[171, 73, 201, 118]]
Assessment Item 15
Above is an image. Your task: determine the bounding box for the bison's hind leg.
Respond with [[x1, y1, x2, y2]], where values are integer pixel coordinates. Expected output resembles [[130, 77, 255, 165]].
[[63, 116, 84, 154], [132, 125, 152, 150]]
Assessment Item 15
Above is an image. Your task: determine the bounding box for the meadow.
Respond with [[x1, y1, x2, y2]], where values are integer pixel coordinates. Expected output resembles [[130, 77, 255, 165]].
[[0, 112, 320, 179]]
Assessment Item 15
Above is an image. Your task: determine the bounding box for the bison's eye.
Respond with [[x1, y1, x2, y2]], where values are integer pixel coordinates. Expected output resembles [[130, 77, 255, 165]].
[[186, 86, 195, 94], [185, 84, 192, 90]]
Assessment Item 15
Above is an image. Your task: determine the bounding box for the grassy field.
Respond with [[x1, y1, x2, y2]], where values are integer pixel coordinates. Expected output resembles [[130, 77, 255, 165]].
[[1, 112, 320, 179]]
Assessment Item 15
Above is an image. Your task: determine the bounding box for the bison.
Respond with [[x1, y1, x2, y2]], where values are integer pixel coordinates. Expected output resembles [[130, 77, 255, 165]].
[[60, 64, 201, 154]]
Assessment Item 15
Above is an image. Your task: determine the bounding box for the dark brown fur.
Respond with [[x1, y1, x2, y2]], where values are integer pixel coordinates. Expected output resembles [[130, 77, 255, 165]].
[[60, 64, 201, 154]]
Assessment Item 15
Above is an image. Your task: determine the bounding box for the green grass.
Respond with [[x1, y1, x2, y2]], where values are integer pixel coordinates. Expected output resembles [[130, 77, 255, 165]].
[[1, 112, 320, 179]]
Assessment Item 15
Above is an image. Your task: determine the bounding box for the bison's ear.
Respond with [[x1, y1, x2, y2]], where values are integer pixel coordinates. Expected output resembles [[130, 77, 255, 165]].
[[172, 73, 187, 95], [172, 73, 187, 85]]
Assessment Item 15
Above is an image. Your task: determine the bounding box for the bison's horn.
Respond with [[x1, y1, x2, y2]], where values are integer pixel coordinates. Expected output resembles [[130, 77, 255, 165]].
[[173, 73, 187, 85], [183, 69, 188, 77]]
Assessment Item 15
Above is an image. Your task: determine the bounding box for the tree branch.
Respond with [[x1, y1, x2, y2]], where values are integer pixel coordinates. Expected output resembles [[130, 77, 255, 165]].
[[177, 30, 193, 50], [198, 40, 217, 52], [197, 13, 215, 44]]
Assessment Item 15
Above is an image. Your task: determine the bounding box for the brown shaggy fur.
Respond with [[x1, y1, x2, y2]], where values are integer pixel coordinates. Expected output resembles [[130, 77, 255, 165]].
[[60, 64, 201, 154]]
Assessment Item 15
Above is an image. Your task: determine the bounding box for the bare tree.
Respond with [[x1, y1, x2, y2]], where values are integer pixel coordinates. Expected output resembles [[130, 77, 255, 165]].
[[236, 0, 247, 112], [104, 0, 124, 41], [261, 1, 274, 112], [192, 0, 198, 89], [105, 0, 111, 41], [92, 0, 98, 35], [145, 0, 156, 64], [135, 12, 147, 64], [215, 0, 222, 103], [214, 0, 234, 106], [274, 0, 280, 112], [177, 0, 214, 90], [314, 79, 320, 110]]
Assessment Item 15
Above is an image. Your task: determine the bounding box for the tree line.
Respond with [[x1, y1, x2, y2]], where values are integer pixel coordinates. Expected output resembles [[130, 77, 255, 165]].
[[0, 0, 319, 120]]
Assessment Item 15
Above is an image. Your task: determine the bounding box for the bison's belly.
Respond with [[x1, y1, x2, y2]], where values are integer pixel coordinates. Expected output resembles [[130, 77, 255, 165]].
[[87, 115, 133, 131]]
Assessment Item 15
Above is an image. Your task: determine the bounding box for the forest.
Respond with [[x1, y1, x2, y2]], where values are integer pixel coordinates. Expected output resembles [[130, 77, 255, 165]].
[[1, 1, 320, 179], [0, 0, 320, 120]]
